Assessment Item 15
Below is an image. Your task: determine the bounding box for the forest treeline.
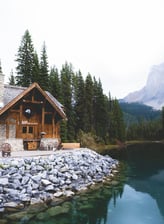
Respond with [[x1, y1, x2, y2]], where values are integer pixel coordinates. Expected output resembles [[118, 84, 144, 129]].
[[120, 102, 164, 141], [7, 30, 164, 144], [8, 30, 125, 144]]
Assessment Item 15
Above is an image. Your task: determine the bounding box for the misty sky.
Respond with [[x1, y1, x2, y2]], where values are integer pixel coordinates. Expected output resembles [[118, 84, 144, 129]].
[[1, 0, 164, 98]]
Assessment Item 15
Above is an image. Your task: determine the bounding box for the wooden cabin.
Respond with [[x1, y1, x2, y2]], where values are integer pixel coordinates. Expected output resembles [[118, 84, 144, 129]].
[[0, 72, 66, 151]]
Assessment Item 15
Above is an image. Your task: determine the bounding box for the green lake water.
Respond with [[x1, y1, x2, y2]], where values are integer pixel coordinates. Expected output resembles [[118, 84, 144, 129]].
[[3, 143, 164, 224]]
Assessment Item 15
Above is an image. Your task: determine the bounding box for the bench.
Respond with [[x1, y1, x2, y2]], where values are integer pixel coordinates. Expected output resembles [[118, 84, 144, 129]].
[[62, 143, 80, 149]]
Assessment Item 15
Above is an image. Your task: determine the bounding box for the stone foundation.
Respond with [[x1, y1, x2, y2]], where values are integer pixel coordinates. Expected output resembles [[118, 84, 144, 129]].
[[0, 138, 59, 152], [40, 138, 59, 150], [2, 139, 24, 151]]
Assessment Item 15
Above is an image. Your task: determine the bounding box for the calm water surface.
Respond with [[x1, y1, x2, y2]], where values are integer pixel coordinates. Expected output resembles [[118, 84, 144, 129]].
[[4, 143, 164, 224]]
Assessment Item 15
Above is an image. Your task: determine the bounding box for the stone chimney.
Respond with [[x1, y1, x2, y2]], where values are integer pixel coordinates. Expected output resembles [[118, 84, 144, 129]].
[[0, 61, 5, 108]]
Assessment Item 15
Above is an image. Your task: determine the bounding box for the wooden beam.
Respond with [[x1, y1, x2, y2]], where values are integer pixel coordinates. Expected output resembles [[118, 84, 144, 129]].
[[32, 89, 35, 102], [41, 103, 45, 131], [20, 105, 23, 123], [23, 99, 43, 104], [44, 111, 53, 114], [52, 112, 55, 138]]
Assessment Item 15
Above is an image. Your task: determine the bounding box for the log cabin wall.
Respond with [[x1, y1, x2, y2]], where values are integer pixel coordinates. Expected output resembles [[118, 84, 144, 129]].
[[0, 83, 66, 151], [0, 95, 60, 149]]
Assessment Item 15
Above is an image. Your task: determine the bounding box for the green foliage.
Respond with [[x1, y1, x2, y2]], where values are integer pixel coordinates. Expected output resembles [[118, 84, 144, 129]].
[[162, 107, 164, 131], [109, 99, 125, 142], [77, 130, 103, 149], [73, 71, 86, 134], [120, 102, 163, 140], [13, 30, 127, 144], [126, 119, 162, 140], [83, 73, 94, 132], [48, 66, 61, 99], [8, 70, 15, 85], [32, 51, 40, 83], [15, 30, 35, 87], [60, 62, 76, 141], [120, 102, 161, 123], [39, 42, 49, 89]]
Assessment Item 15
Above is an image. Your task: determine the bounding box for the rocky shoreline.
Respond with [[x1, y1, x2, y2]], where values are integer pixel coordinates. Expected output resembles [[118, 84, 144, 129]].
[[0, 148, 118, 216]]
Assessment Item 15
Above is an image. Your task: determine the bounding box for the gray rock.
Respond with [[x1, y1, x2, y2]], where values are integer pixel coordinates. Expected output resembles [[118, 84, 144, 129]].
[[45, 185, 54, 191], [53, 191, 63, 197], [0, 148, 118, 213], [41, 179, 52, 186], [0, 177, 8, 186], [21, 176, 30, 185]]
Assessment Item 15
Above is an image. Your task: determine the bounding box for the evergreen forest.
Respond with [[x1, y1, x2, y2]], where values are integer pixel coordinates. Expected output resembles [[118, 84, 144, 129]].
[[7, 30, 164, 146], [8, 30, 125, 145]]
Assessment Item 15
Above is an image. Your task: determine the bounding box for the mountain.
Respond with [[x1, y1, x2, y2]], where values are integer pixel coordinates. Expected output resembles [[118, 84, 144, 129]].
[[123, 63, 164, 110], [119, 101, 161, 125]]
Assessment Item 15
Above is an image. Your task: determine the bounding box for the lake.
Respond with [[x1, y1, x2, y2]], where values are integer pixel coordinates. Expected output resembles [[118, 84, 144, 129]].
[[3, 143, 164, 224]]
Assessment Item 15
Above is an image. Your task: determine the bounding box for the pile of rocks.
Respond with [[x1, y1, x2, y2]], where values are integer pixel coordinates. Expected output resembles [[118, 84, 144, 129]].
[[0, 148, 118, 213]]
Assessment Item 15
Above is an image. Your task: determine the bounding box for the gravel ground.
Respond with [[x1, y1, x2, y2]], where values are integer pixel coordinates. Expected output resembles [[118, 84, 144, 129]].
[[0, 149, 80, 158]]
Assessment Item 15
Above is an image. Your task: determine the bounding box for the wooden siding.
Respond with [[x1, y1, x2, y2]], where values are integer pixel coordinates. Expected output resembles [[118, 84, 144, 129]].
[[0, 88, 61, 142]]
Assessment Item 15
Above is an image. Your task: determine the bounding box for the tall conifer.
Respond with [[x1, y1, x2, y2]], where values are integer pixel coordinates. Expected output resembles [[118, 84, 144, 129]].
[[84, 74, 94, 132], [73, 71, 86, 134], [32, 51, 40, 83], [60, 62, 75, 141], [15, 30, 35, 87], [9, 70, 15, 85], [39, 42, 49, 89], [49, 66, 61, 99]]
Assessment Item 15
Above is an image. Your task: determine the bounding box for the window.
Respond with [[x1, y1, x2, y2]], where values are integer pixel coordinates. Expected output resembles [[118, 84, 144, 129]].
[[29, 127, 33, 133], [22, 127, 27, 133], [22, 126, 33, 134]]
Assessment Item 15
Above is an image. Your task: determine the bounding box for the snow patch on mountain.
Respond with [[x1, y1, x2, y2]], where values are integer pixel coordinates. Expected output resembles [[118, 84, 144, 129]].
[[123, 63, 164, 110]]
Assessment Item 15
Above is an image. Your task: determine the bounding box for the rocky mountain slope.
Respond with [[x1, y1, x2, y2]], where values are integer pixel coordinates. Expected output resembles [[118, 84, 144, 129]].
[[123, 63, 164, 110]]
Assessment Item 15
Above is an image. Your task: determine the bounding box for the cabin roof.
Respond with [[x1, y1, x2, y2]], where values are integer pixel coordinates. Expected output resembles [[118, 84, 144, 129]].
[[0, 82, 66, 119]]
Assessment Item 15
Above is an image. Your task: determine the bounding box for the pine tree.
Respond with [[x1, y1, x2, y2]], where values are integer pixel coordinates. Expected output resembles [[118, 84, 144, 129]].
[[162, 107, 164, 131], [32, 51, 40, 83], [83, 74, 94, 132], [60, 62, 75, 141], [15, 30, 35, 87], [39, 42, 49, 90], [109, 99, 125, 142], [49, 66, 61, 99], [92, 77, 109, 141], [8, 70, 15, 85], [73, 71, 86, 134]]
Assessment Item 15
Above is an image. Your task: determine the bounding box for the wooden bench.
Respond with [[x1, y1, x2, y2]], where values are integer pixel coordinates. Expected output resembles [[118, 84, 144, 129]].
[[62, 143, 80, 149]]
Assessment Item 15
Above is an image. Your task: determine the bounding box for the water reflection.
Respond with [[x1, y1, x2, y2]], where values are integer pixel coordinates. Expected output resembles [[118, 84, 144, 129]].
[[103, 143, 164, 223], [106, 184, 164, 224], [3, 143, 164, 224], [124, 143, 164, 219]]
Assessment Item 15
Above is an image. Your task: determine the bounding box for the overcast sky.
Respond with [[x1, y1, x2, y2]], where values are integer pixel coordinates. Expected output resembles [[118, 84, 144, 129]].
[[1, 0, 164, 98]]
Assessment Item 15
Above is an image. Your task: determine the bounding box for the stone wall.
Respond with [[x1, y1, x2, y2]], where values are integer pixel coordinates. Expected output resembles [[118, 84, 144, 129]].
[[0, 122, 22, 151], [0, 123, 6, 139], [9, 124, 16, 138], [40, 138, 59, 150], [0, 138, 23, 151]]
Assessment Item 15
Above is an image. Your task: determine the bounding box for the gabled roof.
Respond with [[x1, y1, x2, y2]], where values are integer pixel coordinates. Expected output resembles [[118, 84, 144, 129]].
[[0, 82, 67, 119]]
